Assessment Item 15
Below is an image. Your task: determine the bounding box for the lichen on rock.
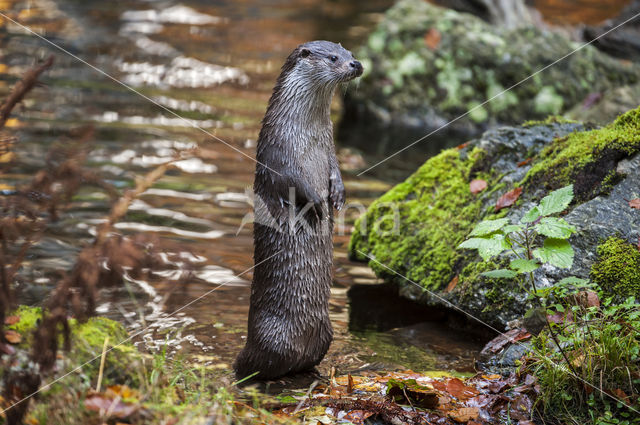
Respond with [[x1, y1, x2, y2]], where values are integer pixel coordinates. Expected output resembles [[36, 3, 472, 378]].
[[341, 0, 640, 139]]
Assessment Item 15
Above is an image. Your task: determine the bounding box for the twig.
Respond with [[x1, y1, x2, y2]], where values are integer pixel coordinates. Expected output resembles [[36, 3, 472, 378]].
[[0, 56, 54, 130], [96, 336, 109, 393]]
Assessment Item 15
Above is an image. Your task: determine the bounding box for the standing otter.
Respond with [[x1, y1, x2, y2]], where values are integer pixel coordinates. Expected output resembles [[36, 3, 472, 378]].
[[234, 41, 363, 380]]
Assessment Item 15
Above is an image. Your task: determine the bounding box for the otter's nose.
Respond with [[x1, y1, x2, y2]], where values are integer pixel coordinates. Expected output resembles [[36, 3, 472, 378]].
[[350, 60, 363, 76]]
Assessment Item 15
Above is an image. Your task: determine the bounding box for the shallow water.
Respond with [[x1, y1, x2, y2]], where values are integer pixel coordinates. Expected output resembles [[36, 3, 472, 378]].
[[0, 0, 628, 385]]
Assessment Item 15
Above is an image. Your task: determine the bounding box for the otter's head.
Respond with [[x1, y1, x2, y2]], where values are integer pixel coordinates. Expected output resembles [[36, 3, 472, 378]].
[[280, 40, 363, 89]]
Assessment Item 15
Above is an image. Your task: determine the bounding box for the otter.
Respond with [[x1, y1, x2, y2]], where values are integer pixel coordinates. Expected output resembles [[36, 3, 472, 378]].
[[234, 41, 363, 380]]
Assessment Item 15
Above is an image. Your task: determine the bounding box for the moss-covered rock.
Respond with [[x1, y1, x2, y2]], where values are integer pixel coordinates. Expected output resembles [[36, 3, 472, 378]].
[[524, 107, 640, 200], [591, 237, 640, 299], [350, 107, 640, 329], [341, 0, 639, 140], [6, 306, 142, 386]]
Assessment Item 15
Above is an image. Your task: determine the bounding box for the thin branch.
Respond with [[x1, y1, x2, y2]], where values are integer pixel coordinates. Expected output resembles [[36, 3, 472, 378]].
[[0, 56, 54, 130]]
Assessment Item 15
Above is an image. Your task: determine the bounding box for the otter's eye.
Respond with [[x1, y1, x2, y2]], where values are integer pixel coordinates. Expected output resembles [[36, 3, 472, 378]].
[[329, 55, 338, 62]]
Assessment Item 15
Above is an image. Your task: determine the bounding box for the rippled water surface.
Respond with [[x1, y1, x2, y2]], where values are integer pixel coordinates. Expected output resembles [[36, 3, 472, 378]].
[[0, 0, 627, 383]]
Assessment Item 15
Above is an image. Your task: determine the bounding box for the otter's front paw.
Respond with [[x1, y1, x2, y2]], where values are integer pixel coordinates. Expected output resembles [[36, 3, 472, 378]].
[[330, 180, 346, 210]]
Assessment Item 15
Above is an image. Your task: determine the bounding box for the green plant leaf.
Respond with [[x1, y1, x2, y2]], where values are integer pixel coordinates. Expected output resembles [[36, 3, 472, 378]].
[[537, 185, 574, 216], [533, 238, 574, 269], [503, 224, 524, 234], [510, 258, 540, 273], [534, 217, 576, 239], [459, 234, 509, 260], [469, 218, 510, 237], [556, 276, 589, 286], [481, 269, 517, 278], [521, 206, 541, 223]]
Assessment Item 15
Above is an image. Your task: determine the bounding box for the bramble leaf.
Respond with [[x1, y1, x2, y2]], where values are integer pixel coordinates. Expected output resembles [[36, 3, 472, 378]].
[[556, 276, 589, 286], [533, 238, 574, 269], [534, 217, 576, 239], [469, 218, 510, 237], [459, 234, 509, 261], [510, 258, 540, 274], [481, 269, 517, 279], [503, 224, 524, 234], [537, 185, 573, 216], [521, 206, 541, 223]]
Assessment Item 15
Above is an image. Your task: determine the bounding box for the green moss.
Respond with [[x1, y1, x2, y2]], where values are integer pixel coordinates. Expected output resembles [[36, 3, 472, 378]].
[[7, 306, 141, 385], [524, 106, 640, 192], [457, 258, 520, 312], [350, 147, 489, 291], [522, 116, 577, 127], [6, 305, 42, 338], [590, 237, 640, 299], [352, 0, 639, 130]]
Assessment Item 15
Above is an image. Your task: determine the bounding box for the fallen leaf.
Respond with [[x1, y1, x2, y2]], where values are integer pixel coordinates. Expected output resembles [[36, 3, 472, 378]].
[[495, 187, 522, 211], [424, 28, 441, 50], [480, 328, 531, 355], [0, 342, 15, 355], [582, 92, 602, 109], [84, 395, 138, 419], [445, 275, 459, 292], [106, 385, 139, 400], [4, 315, 20, 325], [4, 330, 21, 344], [343, 410, 375, 425], [470, 179, 487, 194], [4, 118, 21, 128], [629, 198, 640, 209], [572, 290, 600, 308], [387, 379, 439, 409], [611, 388, 630, 403], [517, 158, 533, 167], [482, 374, 502, 380], [449, 406, 479, 422], [432, 378, 479, 401], [547, 312, 573, 324]]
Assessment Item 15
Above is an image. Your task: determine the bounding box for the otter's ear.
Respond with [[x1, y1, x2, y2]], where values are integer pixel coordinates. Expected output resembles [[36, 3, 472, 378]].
[[300, 48, 310, 58]]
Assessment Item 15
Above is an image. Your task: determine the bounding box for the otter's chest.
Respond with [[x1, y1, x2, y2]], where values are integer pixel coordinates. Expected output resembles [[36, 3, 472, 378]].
[[296, 130, 332, 188]]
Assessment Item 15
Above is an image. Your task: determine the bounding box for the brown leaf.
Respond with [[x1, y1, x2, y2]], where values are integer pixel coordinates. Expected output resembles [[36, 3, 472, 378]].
[[470, 179, 487, 194], [0, 342, 15, 355], [517, 158, 533, 167], [547, 312, 573, 324], [629, 198, 640, 209], [424, 28, 441, 50], [480, 328, 531, 355], [446, 275, 459, 292], [432, 378, 479, 401], [495, 187, 523, 211], [572, 290, 600, 308], [4, 330, 21, 344], [449, 406, 479, 422], [343, 410, 375, 425], [611, 388, 630, 403], [4, 315, 20, 325], [84, 394, 138, 419]]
